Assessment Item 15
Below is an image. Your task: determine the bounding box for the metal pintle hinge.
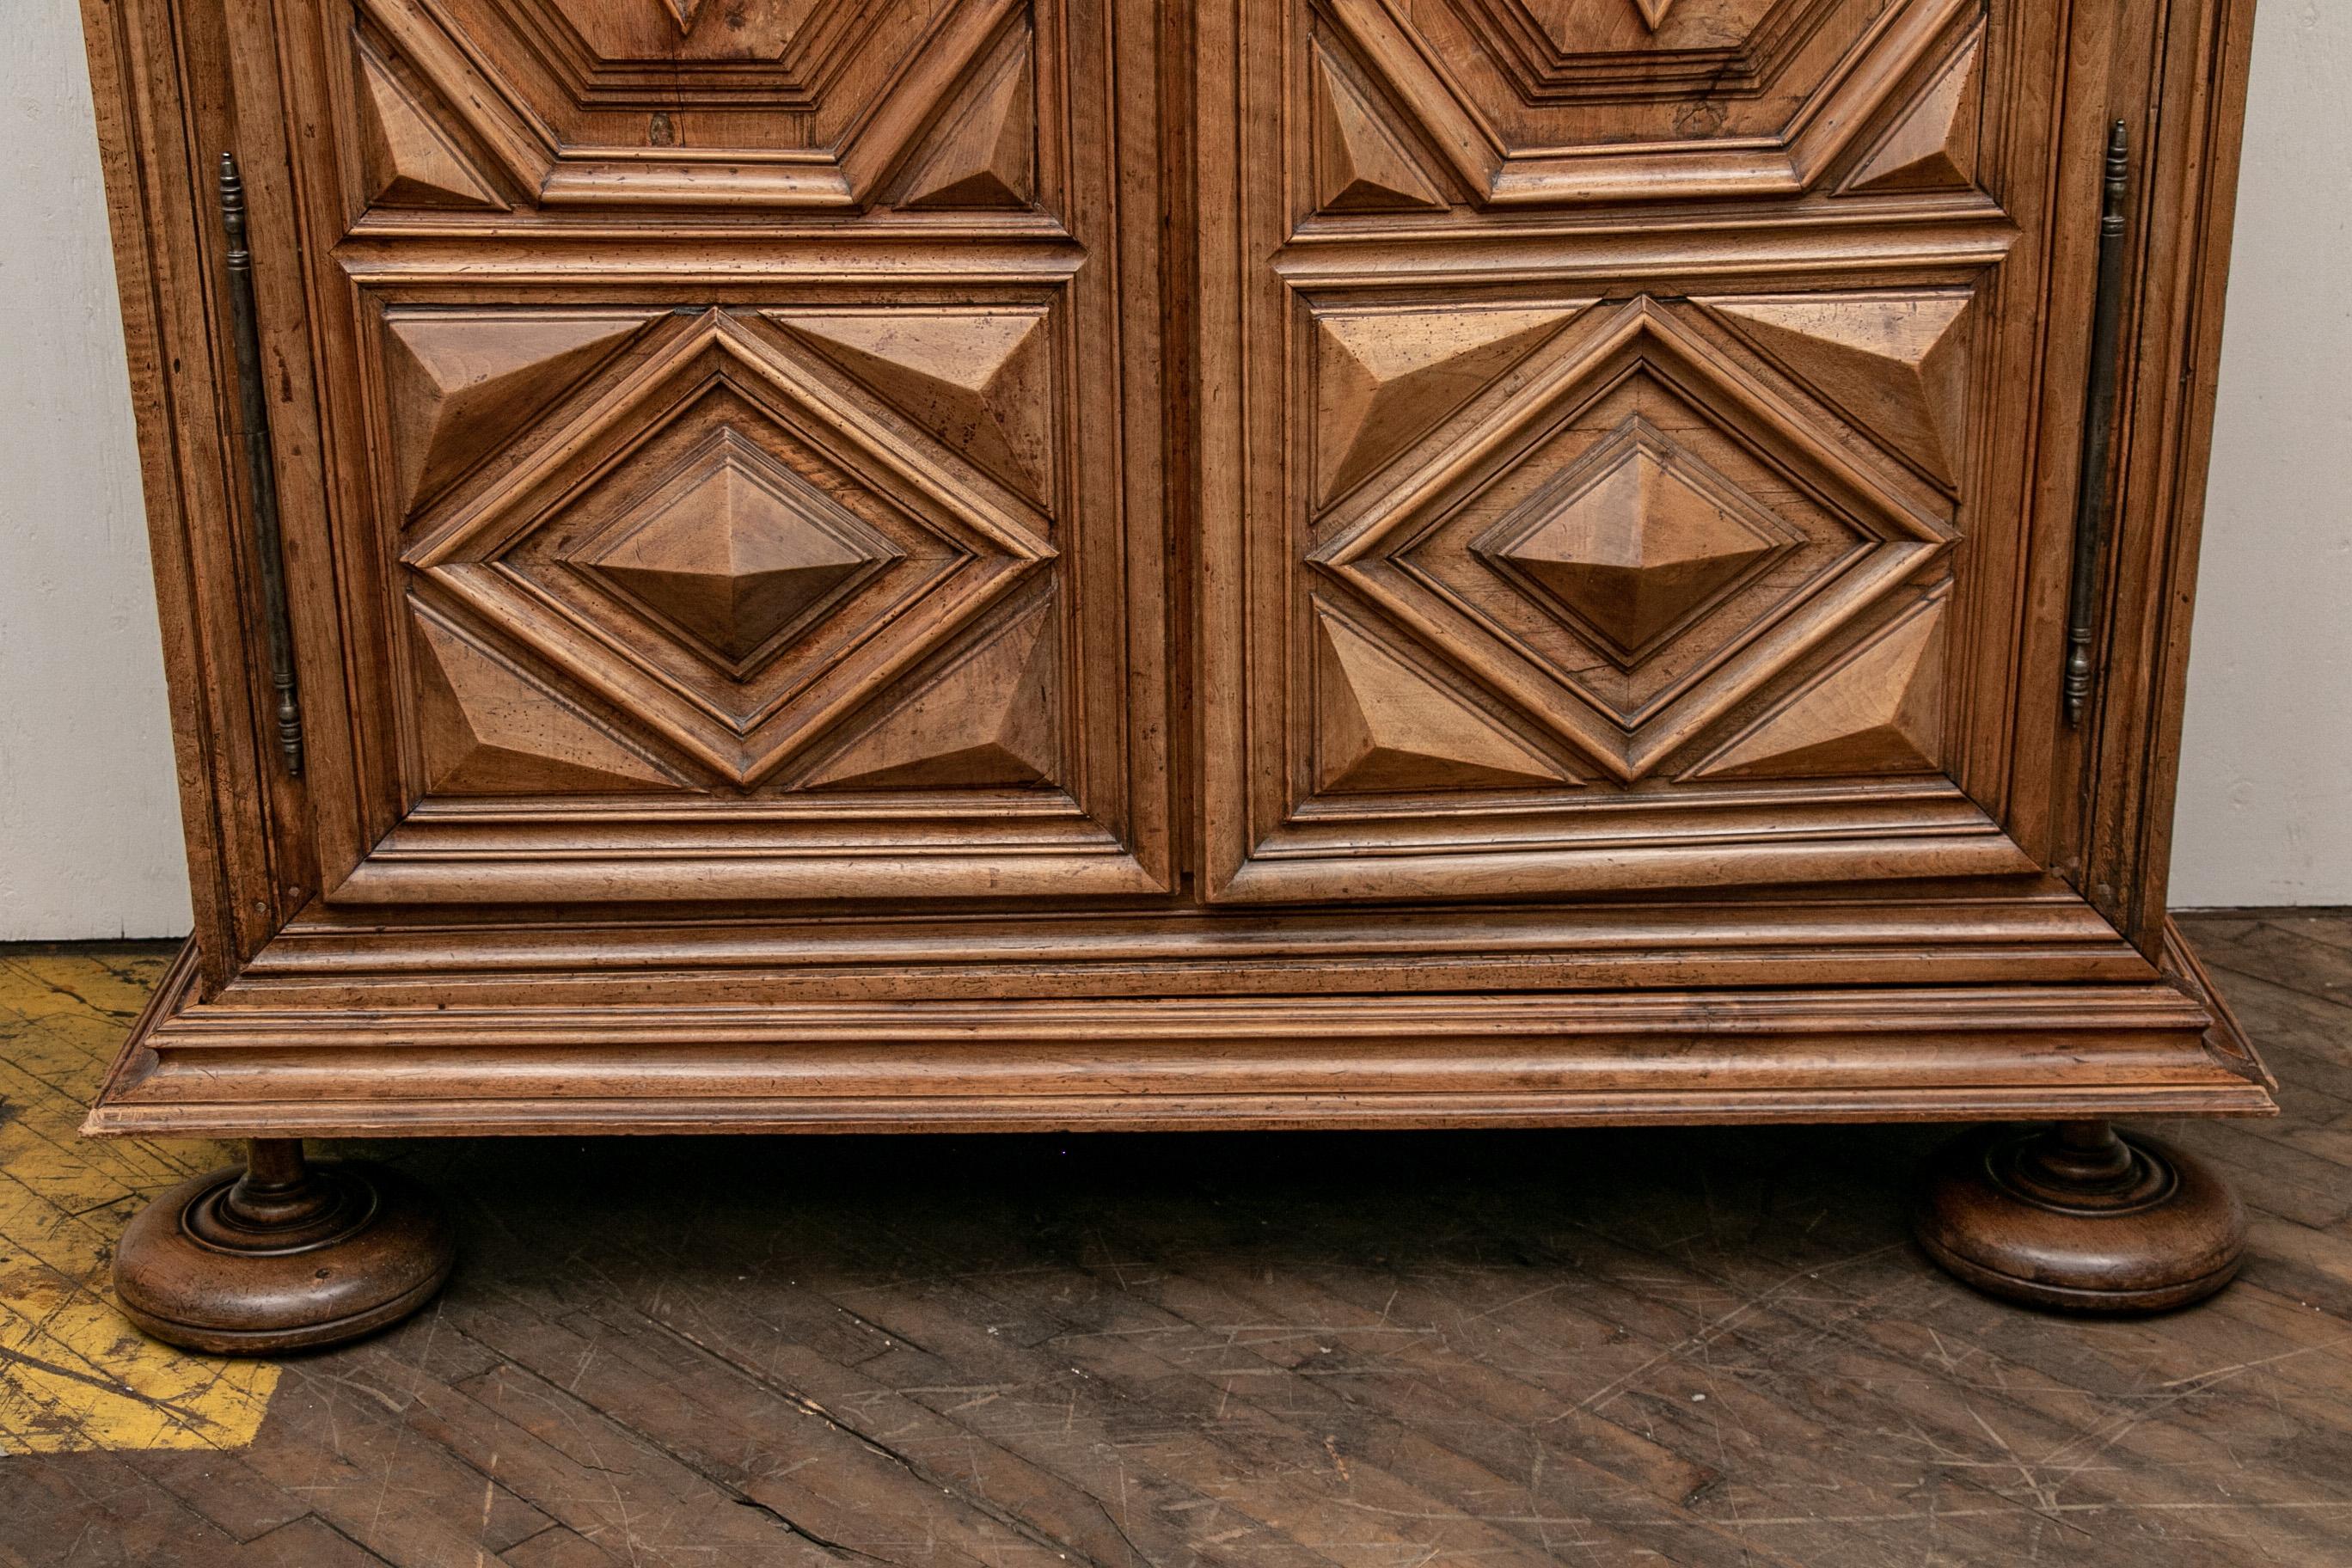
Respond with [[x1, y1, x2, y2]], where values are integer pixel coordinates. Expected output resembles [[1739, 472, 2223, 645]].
[[2063, 120, 2132, 728], [217, 152, 303, 775]]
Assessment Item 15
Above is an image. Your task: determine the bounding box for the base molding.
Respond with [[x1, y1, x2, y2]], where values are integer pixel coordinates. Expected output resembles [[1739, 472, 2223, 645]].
[[87, 919, 2275, 1136]]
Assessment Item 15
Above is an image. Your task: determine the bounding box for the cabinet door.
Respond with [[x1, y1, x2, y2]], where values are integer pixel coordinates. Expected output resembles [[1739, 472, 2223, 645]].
[[1199, 0, 2088, 902], [262, 0, 1166, 905]]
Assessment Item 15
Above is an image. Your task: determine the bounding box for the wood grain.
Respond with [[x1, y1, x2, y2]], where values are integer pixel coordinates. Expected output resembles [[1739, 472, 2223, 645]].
[[6, 922, 2348, 1564], [72, 0, 2271, 1161]]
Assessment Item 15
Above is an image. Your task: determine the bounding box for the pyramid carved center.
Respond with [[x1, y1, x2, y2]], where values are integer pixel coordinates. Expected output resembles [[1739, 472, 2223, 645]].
[[1474, 416, 1789, 668], [568, 431, 899, 672]]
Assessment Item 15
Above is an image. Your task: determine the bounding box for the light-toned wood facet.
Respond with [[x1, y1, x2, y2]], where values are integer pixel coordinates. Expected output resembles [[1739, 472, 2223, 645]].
[[895, 25, 1036, 210], [1320, 0, 1975, 204], [77, 0, 2274, 1184], [1314, 304, 1577, 506], [1314, 608, 1568, 793], [1312, 297, 1945, 787], [383, 310, 657, 517], [1841, 30, 1984, 195], [412, 603, 679, 794], [522, 0, 787, 58], [351, 0, 1026, 208], [1693, 592, 1948, 780], [805, 598, 1061, 789], [353, 37, 502, 211], [1472, 413, 1789, 668], [564, 429, 903, 671], [409, 311, 1053, 787], [769, 309, 1054, 501], [1311, 38, 1448, 213], [1700, 291, 1974, 487]]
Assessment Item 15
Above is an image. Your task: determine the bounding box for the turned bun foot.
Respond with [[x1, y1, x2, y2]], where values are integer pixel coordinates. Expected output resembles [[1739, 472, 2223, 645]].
[[1914, 1120, 2245, 1314], [113, 1139, 455, 1354]]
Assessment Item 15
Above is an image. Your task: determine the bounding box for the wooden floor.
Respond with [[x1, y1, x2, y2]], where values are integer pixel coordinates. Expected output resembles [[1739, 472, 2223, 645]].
[[2, 916, 2349, 1567]]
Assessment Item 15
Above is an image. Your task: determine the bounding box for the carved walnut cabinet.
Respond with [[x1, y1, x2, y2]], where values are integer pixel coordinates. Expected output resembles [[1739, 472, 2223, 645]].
[[78, 0, 2275, 1348]]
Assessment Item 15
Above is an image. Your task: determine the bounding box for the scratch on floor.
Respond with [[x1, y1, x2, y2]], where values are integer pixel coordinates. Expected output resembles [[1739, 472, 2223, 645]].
[[1, 951, 278, 1455]]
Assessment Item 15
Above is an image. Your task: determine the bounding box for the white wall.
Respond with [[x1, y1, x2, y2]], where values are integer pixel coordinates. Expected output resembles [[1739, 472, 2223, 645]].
[[2169, 0, 2352, 908], [0, 4, 2345, 938], [0, 2, 193, 940]]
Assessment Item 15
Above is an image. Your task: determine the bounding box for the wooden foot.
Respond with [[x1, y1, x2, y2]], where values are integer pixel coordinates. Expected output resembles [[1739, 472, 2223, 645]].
[[112, 1139, 455, 1354], [1914, 1120, 2245, 1314]]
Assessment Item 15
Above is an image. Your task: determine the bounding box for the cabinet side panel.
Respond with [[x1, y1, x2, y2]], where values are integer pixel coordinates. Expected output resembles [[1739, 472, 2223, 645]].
[[74, 0, 296, 987], [2078, 0, 2263, 950]]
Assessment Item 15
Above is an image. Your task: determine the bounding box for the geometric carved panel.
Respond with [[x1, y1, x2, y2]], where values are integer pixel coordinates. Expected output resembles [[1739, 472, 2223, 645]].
[[1699, 291, 1973, 487], [405, 310, 1051, 785], [1311, 39, 1448, 214], [1315, 297, 1951, 781], [306, 0, 1158, 897], [1691, 591, 1947, 779], [564, 429, 903, 675], [1204, 0, 2043, 903], [893, 25, 1037, 209], [382, 309, 658, 516], [501, 379, 980, 744], [1314, 606, 1569, 793], [770, 309, 1055, 504], [363, 0, 1037, 208], [411, 601, 681, 794], [353, 37, 502, 211], [805, 597, 1061, 789], [1841, 29, 1983, 195], [1470, 414, 1795, 668], [1314, 303, 1583, 507], [1318, 0, 1973, 205]]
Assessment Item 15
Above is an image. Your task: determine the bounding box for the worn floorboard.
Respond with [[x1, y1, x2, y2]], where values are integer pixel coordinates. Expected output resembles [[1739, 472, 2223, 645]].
[[1, 914, 2348, 1566]]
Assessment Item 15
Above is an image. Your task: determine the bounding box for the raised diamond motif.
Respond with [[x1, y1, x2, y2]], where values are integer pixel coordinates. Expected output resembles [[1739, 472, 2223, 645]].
[[1314, 297, 1952, 781], [1473, 415, 1789, 669], [369, 0, 1020, 208], [1320, 0, 1963, 205], [406, 310, 1050, 785], [566, 429, 899, 676]]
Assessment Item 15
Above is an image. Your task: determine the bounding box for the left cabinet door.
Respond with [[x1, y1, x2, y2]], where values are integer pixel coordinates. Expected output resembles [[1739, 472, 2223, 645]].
[[255, 0, 1167, 907]]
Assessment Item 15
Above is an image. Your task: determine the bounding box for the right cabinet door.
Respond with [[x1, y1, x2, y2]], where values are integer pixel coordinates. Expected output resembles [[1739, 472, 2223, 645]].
[[1199, 0, 2098, 904]]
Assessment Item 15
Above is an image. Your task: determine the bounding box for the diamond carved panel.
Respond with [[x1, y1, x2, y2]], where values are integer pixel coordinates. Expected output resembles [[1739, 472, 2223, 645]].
[[565, 429, 903, 677], [1470, 414, 1796, 670], [406, 310, 1051, 786], [357, 0, 1038, 208], [1461, 0, 1847, 95], [1315, 297, 1950, 781], [1314, 0, 1976, 205]]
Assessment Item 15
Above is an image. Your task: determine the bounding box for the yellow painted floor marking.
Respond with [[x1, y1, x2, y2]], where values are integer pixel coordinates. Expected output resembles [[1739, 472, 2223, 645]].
[[0, 946, 281, 1455]]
